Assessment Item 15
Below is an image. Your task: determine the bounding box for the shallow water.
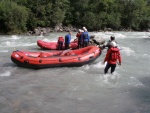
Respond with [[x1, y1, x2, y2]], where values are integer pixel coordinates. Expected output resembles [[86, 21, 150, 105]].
[[0, 32, 150, 113]]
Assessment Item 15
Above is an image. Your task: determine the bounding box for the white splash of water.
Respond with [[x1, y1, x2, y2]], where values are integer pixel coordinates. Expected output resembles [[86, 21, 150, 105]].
[[142, 35, 149, 38], [93, 62, 106, 69], [142, 53, 150, 58], [1, 41, 36, 47], [100, 72, 120, 82], [0, 50, 8, 53], [0, 71, 11, 77], [84, 65, 90, 70], [128, 76, 143, 87], [2, 41, 14, 47], [43, 38, 51, 42], [95, 32, 126, 41], [22, 42, 37, 46], [114, 33, 126, 39], [96, 72, 120, 87], [121, 46, 135, 56], [104, 31, 114, 35], [11, 35, 21, 39]]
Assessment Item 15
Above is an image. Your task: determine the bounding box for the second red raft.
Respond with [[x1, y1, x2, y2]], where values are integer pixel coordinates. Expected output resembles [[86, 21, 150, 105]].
[[37, 40, 78, 50]]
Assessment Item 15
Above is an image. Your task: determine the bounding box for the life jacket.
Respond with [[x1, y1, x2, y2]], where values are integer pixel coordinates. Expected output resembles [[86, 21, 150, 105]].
[[104, 47, 121, 64], [76, 32, 82, 38], [82, 32, 89, 42], [109, 47, 119, 61], [83, 33, 88, 39], [58, 36, 64, 42]]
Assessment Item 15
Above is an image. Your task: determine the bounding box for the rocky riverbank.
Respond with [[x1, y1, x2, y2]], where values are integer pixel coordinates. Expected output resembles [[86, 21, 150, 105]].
[[25, 25, 150, 36], [26, 26, 79, 36], [25, 24, 120, 36]]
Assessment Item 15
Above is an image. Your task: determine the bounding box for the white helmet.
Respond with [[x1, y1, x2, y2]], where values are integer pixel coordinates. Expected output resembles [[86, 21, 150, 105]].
[[83, 27, 87, 31], [78, 29, 82, 32], [110, 41, 117, 47]]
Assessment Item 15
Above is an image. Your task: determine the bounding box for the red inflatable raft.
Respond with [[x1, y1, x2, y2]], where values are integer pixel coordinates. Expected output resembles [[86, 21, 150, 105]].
[[37, 40, 78, 50], [11, 46, 101, 69]]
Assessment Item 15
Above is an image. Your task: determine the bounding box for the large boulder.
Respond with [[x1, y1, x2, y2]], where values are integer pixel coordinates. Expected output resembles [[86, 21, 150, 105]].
[[90, 35, 105, 46]]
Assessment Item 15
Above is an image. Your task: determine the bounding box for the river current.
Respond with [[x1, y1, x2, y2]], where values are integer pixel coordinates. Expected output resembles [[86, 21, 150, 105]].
[[0, 31, 150, 113]]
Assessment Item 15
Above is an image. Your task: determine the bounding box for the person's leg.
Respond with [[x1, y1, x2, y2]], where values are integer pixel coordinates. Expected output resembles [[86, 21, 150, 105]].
[[83, 41, 85, 47], [104, 63, 111, 74], [87, 41, 89, 46], [111, 64, 116, 74], [79, 42, 82, 48], [65, 43, 68, 49], [78, 41, 80, 49], [60, 42, 63, 50], [85, 41, 88, 47], [65, 43, 67, 49], [58, 42, 60, 50], [67, 44, 69, 49], [81, 41, 84, 48]]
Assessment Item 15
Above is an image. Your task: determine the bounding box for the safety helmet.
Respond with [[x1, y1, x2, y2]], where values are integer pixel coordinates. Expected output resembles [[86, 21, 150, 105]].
[[110, 35, 115, 40], [110, 41, 117, 47], [78, 29, 82, 32], [83, 27, 87, 31]]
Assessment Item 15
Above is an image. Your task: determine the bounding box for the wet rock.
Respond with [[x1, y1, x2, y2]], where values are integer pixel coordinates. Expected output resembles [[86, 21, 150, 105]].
[[90, 35, 105, 46]]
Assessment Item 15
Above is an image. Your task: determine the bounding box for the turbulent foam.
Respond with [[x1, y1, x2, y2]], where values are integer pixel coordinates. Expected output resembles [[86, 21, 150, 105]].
[[92, 62, 105, 68], [0, 50, 8, 53], [92, 32, 126, 40], [1, 41, 36, 47], [121, 46, 135, 56], [114, 33, 126, 39], [0, 71, 11, 77], [95, 72, 120, 87], [142, 53, 150, 58], [11, 35, 21, 40], [128, 76, 143, 87], [43, 38, 51, 42]]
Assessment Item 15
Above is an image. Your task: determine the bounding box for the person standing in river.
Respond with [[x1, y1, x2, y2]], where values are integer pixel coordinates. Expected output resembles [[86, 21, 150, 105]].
[[103, 41, 122, 74], [103, 35, 117, 50]]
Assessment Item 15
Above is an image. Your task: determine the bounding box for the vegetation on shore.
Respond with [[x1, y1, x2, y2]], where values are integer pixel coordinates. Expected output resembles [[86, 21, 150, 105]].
[[0, 0, 150, 34]]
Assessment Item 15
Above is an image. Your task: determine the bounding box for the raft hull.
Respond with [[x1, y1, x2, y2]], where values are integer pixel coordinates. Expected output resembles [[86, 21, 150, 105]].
[[37, 40, 78, 50], [11, 46, 101, 69]]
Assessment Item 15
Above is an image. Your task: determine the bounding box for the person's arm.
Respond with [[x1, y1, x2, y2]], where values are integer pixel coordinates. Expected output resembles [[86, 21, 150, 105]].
[[103, 49, 111, 64], [105, 40, 111, 47], [118, 51, 122, 65], [88, 34, 90, 42], [69, 35, 71, 42]]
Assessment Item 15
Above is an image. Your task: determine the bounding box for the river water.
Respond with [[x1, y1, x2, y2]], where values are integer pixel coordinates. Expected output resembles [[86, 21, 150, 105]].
[[0, 32, 150, 113]]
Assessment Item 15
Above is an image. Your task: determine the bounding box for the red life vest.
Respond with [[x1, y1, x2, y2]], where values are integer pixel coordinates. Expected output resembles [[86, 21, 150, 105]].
[[58, 36, 64, 42], [109, 50, 118, 61], [104, 47, 122, 64], [76, 32, 82, 38]]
